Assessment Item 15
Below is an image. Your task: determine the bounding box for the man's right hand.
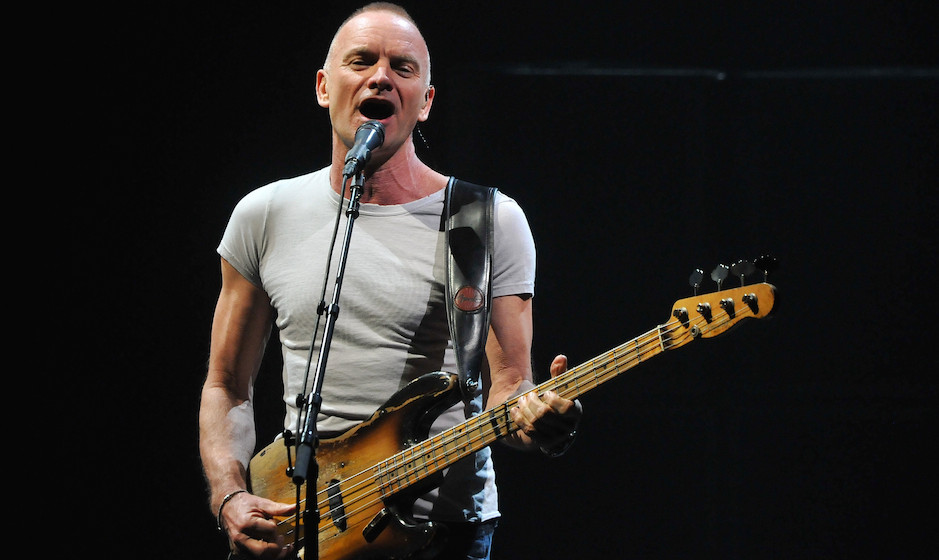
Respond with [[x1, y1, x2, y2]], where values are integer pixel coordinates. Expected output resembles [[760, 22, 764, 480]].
[[220, 492, 297, 559]]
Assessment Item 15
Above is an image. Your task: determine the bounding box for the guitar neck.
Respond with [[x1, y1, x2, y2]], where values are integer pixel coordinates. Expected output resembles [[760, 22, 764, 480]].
[[375, 325, 673, 495], [376, 281, 776, 494]]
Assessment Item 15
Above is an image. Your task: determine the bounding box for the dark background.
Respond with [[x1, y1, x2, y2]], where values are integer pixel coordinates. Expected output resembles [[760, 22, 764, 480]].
[[93, 2, 937, 558]]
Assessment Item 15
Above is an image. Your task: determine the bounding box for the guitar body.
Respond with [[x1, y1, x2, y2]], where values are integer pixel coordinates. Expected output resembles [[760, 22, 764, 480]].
[[249, 372, 464, 560]]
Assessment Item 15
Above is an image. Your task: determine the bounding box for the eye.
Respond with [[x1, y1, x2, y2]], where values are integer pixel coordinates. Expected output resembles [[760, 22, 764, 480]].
[[395, 64, 416, 76], [345, 51, 377, 69]]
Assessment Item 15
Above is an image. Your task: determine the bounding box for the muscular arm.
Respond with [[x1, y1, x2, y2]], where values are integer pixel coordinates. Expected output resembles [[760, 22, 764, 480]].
[[484, 295, 581, 451], [199, 258, 294, 558], [484, 295, 534, 409]]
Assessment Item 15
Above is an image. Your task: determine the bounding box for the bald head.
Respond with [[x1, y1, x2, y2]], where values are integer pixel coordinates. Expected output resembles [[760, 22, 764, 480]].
[[324, 3, 431, 86]]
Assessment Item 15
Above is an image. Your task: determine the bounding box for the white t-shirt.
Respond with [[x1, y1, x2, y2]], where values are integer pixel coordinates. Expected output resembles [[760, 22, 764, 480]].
[[218, 166, 536, 522]]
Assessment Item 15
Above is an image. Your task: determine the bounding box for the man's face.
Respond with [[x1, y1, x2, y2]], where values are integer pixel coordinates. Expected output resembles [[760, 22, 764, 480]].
[[316, 10, 434, 161]]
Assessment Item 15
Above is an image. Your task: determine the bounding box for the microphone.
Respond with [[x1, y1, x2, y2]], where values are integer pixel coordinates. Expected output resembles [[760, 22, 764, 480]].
[[342, 120, 385, 176]]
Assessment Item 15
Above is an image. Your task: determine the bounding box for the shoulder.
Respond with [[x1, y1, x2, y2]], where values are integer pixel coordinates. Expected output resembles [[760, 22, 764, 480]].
[[232, 167, 331, 218], [493, 190, 531, 234]]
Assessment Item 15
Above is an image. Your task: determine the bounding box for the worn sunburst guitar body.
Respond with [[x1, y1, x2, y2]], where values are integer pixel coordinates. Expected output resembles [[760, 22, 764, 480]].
[[248, 282, 777, 559]]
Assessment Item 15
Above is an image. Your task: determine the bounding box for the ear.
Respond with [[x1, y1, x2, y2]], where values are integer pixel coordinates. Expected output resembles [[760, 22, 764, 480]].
[[315, 69, 329, 108], [418, 85, 435, 122]]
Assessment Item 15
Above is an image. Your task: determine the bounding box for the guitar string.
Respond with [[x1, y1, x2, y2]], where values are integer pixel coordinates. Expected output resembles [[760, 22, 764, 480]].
[[276, 296, 755, 540]]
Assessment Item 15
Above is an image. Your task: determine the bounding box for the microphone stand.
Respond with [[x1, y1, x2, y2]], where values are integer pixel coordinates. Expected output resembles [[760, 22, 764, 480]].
[[291, 168, 365, 559]]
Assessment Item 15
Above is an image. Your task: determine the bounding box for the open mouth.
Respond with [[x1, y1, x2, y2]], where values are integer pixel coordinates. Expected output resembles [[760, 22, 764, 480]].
[[359, 98, 395, 120]]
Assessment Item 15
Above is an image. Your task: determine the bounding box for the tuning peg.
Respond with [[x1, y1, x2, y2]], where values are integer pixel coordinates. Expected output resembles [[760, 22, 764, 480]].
[[711, 264, 729, 290], [731, 259, 756, 286], [753, 254, 779, 281], [689, 269, 704, 294]]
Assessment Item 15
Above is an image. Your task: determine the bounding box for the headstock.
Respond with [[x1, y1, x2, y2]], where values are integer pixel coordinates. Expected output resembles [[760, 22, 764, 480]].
[[667, 256, 778, 349]]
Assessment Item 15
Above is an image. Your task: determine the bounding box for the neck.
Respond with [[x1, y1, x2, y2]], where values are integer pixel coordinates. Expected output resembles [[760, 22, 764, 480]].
[[330, 138, 446, 205]]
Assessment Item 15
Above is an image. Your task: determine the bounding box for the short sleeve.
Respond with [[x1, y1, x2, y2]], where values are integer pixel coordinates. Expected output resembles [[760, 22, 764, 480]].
[[217, 186, 271, 288], [491, 193, 536, 298]]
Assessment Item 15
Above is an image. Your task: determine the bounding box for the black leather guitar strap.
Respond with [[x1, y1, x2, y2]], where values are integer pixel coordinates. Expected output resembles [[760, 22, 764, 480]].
[[444, 177, 496, 401]]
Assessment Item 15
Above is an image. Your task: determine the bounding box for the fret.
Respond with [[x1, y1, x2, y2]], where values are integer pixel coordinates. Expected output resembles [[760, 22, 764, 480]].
[[457, 423, 471, 453], [401, 449, 413, 487], [375, 462, 394, 498], [488, 407, 504, 438], [427, 437, 441, 471], [412, 445, 428, 478], [380, 454, 400, 495]]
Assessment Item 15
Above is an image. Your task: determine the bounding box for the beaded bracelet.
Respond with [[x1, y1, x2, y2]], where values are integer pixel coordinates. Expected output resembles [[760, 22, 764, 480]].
[[216, 489, 248, 531]]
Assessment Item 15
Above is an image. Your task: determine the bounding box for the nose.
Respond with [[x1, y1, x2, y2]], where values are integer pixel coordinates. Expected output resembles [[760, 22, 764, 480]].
[[367, 61, 394, 92]]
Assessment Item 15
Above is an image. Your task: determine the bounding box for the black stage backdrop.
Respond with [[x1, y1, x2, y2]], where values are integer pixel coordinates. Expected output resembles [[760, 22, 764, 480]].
[[89, 2, 937, 558]]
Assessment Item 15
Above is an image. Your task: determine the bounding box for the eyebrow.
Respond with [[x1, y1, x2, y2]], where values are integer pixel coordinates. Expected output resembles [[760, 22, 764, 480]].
[[342, 46, 422, 71]]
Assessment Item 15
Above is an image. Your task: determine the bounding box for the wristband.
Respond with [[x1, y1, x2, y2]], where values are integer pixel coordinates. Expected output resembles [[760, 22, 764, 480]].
[[216, 489, 247, 531], [539, 398, 583, 457], [540, 428, 578, 458]]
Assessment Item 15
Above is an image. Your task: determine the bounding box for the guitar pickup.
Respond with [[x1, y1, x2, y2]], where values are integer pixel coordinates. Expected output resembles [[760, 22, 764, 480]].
[[327, 479, 348, 531]]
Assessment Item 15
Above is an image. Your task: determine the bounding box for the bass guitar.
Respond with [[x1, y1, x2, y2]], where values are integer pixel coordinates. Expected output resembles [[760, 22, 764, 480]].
[[248, 280, 777, 559]]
